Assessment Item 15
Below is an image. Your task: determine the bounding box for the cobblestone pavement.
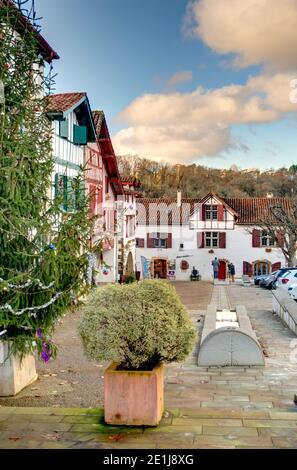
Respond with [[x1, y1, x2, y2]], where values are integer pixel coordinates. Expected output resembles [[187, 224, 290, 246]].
[[1, 281, 297, 449]]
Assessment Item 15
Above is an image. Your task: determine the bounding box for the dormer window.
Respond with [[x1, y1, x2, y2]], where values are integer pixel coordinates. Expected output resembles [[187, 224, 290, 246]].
[[205, 204, 218, 220]]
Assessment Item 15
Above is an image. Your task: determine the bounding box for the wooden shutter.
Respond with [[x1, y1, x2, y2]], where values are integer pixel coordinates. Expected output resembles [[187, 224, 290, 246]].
[[252, 229, 261, 247], [219, 232, 226, 248], [217, 205, 224, 221], [59, 119, 68, 139], [166, 233, 172, 248], [197, 232, 204, 248], [54, 173, 59, 197], [243, 261, 253, 276], [276, 231, 285, 248], [73, 125, 87, 145], [147, 233, 154, 248], [272, 262, 281, 271], [63, 175, 68, 211], [201, 204, 206, 221], [136, 238, 145, 248]]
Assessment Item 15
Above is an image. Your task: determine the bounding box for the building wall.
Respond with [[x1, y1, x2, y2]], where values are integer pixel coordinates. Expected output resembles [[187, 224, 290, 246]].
[[86, 143, 118, 283], [135, 224, 285, 281]]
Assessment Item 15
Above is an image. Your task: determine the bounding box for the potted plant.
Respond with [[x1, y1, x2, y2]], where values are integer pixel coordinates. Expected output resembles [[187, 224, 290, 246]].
[[79, 280, 195, 426]]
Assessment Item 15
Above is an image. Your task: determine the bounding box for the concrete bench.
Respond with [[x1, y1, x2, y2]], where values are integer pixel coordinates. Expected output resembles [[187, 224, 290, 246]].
[[198, 304, 264, 366]]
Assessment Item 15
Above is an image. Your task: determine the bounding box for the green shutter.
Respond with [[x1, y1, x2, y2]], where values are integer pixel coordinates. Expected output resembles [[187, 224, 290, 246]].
[[73, 125, 87, 145], [54, 173, 59, 197], [63, 175, 68, 211], [59, 119, 69, 139]]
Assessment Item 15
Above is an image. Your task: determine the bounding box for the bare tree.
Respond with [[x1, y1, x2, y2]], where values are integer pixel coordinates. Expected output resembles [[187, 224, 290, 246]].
[[253, 198, 297, 267]]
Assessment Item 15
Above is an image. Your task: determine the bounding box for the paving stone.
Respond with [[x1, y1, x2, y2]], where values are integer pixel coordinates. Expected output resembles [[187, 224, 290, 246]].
[[202, 426, 258, 437], [258, 428, 297, 437], [243, 419, 297, 428], [173, 418, 243, 427], [272, 437, 297, 448]]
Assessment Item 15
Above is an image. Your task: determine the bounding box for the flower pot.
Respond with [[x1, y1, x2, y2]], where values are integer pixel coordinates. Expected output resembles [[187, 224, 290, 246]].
[[0, 342, 38, 396], [104, 362, 164, 426]]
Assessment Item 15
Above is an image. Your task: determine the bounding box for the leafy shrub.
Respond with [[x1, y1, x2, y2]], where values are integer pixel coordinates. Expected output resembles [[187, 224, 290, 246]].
[[78, 280, 195, 370]]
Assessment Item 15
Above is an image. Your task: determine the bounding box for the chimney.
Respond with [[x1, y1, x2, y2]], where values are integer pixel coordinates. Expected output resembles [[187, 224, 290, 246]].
[[266, 192, 274, 199]]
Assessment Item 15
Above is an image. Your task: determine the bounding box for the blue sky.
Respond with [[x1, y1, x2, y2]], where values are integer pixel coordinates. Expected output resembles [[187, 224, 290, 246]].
[[35, 0, 297, 170]]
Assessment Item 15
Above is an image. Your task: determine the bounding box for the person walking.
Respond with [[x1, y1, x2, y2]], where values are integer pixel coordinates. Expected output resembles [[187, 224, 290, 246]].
[[228, 262, 236, 282], [212, 257, 219, 279]]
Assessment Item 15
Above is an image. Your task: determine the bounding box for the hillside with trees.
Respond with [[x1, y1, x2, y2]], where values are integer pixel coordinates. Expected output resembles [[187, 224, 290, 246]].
[[117, 156, 297, 199]]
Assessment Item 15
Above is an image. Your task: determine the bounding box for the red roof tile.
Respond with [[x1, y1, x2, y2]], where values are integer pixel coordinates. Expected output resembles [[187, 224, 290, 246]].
[[137, 196, 293, 226], [223, 197, 293, 224], [47, 93, 86, 113]]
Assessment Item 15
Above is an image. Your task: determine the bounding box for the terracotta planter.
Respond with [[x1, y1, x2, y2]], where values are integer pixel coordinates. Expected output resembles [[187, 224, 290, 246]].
[[104, 362, 164, 426], [0, 342, 37, 396]]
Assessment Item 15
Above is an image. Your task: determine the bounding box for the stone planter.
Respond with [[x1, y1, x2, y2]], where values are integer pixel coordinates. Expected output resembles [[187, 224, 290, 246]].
[[104, 362, 164, 426], [0, 342, 38, 396]]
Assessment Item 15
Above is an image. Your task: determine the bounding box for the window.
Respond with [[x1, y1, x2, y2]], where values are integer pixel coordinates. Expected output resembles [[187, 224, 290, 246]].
[[152, 233, 167, 248], [205, 232, 218, 248], [205, 204, 218, 220], [261, 231, 276, 247]]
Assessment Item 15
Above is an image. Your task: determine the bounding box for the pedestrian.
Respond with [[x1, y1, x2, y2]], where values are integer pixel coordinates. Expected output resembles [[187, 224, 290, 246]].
[[228, 262, 236, 282], [212, 257, 219, 279]]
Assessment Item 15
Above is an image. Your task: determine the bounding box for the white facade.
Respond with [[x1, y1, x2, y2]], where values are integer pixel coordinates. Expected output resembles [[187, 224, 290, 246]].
[[135, 194, 287, 281]]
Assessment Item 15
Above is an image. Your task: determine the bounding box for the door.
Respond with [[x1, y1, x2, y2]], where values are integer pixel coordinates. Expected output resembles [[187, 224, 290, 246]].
[[254, 262, 270, 276], [218, 260, 226, 280], [154, 259, 167, 279]]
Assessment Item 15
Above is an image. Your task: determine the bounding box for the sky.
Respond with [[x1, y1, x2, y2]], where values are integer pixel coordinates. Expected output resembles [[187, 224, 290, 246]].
[[35, 0, 297, 170]]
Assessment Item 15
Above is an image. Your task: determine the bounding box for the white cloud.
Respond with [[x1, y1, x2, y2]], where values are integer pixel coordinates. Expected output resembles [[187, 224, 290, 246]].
[[113, 1, 297, 163], [183, 0, 297, 71], [167, 71, 193, 86], [113, 72, 297, 163]]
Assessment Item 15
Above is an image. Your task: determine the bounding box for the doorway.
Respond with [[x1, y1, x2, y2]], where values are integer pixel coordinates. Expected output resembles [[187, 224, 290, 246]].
[[218, 260, 227, 280], [154, 259, 168, 279], [253, 261, 271, 276]]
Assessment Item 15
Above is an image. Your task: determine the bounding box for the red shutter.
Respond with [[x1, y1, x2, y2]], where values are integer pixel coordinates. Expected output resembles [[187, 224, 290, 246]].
[[252, 229, 261, 247], [219, 232, 226, 248], [197, 232, 204, 248], [217, 205, 224, 221], [243, 261, 253, 276], [147, 233, 154, 248], [136, 238, 145, 248], [272, 262, 281, 271], [276, 231, 285, 248], [167, 233, 172, 248], [201, 204, 206, 221]]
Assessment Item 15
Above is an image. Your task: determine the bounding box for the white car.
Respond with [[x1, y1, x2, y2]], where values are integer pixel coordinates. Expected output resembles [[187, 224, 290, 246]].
[[275, 269, 297, 290], [288, 284, 297, 300]]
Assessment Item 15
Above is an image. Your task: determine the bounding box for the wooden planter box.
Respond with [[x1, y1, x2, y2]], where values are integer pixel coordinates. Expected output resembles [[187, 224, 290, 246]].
[[0, 342, 38, 397], [104, 362, 164, 426]]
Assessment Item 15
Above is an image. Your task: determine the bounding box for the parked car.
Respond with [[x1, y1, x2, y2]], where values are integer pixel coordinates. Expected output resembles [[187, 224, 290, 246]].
[[275, 269, 297, 290], [259, 271, 278, 289], [254, 274, 269, 285], [266, 268, 297, 289], [288, 284, 297, 301]]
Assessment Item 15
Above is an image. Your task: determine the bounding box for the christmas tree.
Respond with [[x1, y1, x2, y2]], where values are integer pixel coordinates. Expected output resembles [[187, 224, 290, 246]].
[[0, 0, 93, 361]]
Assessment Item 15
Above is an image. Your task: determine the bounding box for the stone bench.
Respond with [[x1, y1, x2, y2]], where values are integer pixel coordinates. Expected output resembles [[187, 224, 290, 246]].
[[198, 304, 264, 367]]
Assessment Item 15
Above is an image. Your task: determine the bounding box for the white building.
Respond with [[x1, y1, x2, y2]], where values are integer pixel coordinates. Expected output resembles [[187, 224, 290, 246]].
[[86, 111, 124, 283], [117, 177, 141, 282], [47, 93, 97, 203], [135, 193, 288, 281]]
